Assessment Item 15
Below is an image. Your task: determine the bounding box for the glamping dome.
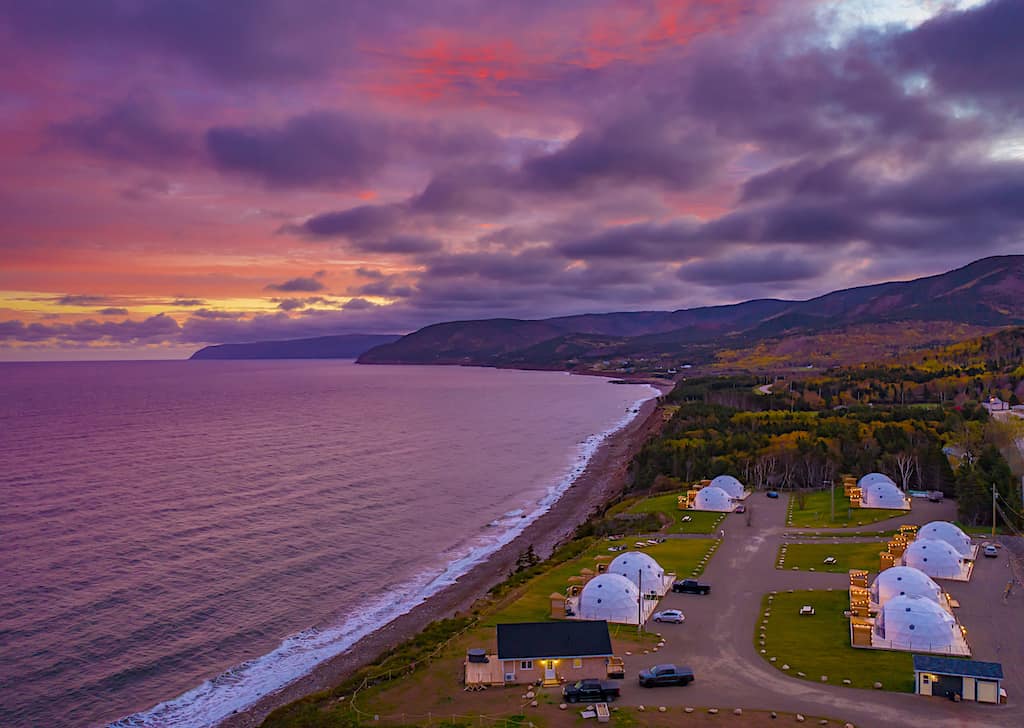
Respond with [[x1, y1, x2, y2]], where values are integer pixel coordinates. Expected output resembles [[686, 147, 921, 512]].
[[917, 521, 973, 557], [709, 475, 745, 499], [577, 573, 640, 624], [902, 539, 963, 579], [870, 566, 943, 607], [861, 481, 906, 509], [608, 551, 665, 591], [875, 595, 959, 651], [858, 472, 896, 489], [693, 486, 733, 511]]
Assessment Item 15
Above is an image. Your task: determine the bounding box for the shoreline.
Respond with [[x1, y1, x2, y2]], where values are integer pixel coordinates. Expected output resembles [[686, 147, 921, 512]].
[[219, 380, 670, 728]]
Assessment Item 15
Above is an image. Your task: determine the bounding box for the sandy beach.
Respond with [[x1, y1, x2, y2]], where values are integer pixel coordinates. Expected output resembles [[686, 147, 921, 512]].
[[219, 381, 669, 728]]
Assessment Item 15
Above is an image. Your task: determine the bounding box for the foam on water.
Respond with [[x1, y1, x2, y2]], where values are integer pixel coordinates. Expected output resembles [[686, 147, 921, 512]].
[[111, 384, 657, 728]]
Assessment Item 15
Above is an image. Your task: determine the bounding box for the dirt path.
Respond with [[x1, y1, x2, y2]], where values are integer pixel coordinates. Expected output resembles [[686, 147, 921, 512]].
[[614, 496, 1020, 728]]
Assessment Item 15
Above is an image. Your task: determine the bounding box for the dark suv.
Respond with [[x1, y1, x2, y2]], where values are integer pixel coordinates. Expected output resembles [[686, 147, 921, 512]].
[[638, 664, 695, 687]]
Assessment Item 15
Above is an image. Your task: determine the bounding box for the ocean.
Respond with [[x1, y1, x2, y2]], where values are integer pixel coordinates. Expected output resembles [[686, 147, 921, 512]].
[[0, 360, 656, 727]]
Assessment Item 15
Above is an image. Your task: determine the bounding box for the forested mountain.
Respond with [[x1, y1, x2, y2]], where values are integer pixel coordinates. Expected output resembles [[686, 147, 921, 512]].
[[359, 255, 1024, 370]]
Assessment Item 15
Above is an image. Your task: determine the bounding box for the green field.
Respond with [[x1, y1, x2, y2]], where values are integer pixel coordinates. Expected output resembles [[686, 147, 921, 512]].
[[484, 536, 718, 625], [777, 541, 885, 573], [610, 492, 728, 534], [787, 488, 906, 528], [757, 590, 914, 692]]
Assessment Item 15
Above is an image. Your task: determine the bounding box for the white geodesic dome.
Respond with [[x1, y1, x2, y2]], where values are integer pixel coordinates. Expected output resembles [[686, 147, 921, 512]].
[[902, 539, 963, 579], [870, 566, 943, 606], [917, 521, 973, 557], [875, 595, 959, 651], [693, 486, 733, 511], [858, 472, 896, 489], [861, 481, 906, 509], [577, 573, 641, 624], [608, 551, 665, 591], [709, 475, 745, 499]]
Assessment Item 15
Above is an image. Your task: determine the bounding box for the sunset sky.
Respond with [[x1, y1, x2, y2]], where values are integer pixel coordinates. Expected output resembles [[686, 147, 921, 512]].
[[1, 0, 1021, 359]]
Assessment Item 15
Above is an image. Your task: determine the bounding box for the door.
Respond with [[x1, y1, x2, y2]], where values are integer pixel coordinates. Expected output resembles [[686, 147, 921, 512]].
[[544, 661, 556, 683], [933, 674, 962, 699], [977, 680, 998, 703]]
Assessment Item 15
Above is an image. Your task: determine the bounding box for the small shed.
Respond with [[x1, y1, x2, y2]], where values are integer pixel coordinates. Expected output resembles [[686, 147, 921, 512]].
[[913, 655, 1004, 703]]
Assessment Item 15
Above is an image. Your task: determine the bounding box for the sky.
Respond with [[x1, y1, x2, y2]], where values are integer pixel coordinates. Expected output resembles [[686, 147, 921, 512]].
[[0, 0, 1021, 359]]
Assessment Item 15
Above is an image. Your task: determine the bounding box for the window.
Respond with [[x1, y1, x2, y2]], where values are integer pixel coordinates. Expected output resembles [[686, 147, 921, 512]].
[[520, 660, 533, 670], [573, 658, 583, 669]]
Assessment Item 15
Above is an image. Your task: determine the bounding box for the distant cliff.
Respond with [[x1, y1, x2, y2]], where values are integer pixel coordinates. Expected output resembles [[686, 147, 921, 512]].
[[190, 334, 401, 360]]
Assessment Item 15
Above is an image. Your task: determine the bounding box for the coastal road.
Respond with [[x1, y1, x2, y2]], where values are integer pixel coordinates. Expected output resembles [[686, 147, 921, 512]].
[[615, 496, 1023, 728]]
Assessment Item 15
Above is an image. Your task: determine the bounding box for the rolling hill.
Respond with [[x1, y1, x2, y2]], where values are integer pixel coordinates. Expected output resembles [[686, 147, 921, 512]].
[[357, 255, 1024, 370]]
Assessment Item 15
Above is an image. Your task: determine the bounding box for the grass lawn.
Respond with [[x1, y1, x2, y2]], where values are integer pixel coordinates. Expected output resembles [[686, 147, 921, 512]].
[[483, 536, 718, 626], [757, 590, 914, 692], [610, 492, 727, 534], [777, 541, 884, 573], [787, 488, 906, 528]]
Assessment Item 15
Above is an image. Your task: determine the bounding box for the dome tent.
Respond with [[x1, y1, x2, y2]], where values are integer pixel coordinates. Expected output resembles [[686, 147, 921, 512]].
[[693, 486, 733, 511], [857, 472, 896, 489], [917, 521, 973, 557], [902, 539, 963, 579], [875, 595, 959, 652], [608, 551, 665, 592], [709, 475, 745, 499], [577, 573, 641, 624], [861, 480, 906, 509], [870, 566, 943, 606]]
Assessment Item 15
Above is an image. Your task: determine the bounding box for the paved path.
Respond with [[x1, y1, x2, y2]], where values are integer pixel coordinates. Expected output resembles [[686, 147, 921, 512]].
[[611, 496, 1023, 728]]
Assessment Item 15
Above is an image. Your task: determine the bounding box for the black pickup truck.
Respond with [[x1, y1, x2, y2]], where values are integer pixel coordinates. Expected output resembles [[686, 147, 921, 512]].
[[562, 679, 621, 703], [672, 578, 711, 595]]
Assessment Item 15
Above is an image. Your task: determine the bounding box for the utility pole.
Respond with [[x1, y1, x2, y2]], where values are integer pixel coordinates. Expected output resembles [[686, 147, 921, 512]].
[[993, 484, 997, 538], [827, 479, 834, 523], [637, 568, 642, 634]]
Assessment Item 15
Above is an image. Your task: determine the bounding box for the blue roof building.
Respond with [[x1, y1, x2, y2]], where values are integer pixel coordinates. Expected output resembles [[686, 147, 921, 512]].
[[913, 655, 1004, 704]]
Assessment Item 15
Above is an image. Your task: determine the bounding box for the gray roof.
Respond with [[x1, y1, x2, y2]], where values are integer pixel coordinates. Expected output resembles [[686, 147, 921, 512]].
[[496, 620, 612, 660], [913, 655, 1004, 679]]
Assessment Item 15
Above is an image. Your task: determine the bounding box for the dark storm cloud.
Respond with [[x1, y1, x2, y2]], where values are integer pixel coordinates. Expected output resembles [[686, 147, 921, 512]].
[[96, 307, 129, 316], [167, 298, 206, 307], [556, 221, 701, 261], [355, 236, 443, 255], [265, 276, 325, 292], [677, 252, 827, 285], [894, 0, 1024, 106], [354, 280, 415, 298], [191, 308, 245, 320], [50, 100, 194, 164], [0, 0, 344, 81], [207, 111, 506, 188], [297, 204, 405, 240]]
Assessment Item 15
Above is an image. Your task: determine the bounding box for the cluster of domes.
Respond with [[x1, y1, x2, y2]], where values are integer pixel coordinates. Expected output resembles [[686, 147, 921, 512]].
[[870, 566, 943, 606], [578, 551, 668, 624], [693, 486, 733, 511], [875, 594, 959, 652]]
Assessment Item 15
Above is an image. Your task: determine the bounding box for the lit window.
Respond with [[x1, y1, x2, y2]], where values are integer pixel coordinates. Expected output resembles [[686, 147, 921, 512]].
[[520, 660, 533, 670], [573, 658, 583, 669]]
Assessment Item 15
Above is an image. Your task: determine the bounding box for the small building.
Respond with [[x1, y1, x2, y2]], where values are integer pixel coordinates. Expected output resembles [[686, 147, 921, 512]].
[[917, 521, 976, 559], [709, 474, 745, 499], [607, 551, 674, 597], [575, 572, 644, 624], [476, 620, 614, 686], [902, 539, 972, 581], [913, 655, 1004, 703], [692, 485, 734, 512]]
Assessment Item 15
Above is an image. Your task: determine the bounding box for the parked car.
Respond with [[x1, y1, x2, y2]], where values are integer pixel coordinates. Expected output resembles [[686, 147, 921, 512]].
[[735, 504, 746, 513], [984, 544, 999, 558], [672, 578, 711, 595], [652, 609, 685, 623], [562, 679, 621, 703], [638, 664, 695, 687], [927, 490, 944, 502], [766, 491, 779, 499]]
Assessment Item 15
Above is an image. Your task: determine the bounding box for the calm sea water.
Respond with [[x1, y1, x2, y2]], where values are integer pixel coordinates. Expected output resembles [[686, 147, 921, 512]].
[[0, 361, 655, 727]]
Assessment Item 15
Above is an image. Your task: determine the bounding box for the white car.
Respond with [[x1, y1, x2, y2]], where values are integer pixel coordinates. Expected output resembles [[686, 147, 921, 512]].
[[653, 609, 685, 623]]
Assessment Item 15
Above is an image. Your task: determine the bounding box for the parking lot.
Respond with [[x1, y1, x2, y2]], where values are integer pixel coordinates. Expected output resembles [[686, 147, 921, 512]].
[[608, 495, 1024, 728]]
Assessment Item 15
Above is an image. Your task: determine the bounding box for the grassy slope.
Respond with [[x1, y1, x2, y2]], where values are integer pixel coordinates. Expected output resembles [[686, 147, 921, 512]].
[[758, 590, 914, 692], [787, 489, 907, 528]]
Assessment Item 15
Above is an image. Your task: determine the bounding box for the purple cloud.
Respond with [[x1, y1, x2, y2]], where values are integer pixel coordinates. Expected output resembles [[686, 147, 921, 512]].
[[265, 277, 325, 293]]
